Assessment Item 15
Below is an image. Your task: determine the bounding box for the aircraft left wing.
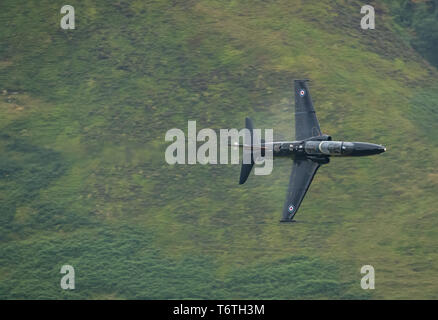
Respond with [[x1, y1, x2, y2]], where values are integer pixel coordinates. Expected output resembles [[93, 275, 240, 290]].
[[294, 80, 322, 140], [281, 159, 320, 222]]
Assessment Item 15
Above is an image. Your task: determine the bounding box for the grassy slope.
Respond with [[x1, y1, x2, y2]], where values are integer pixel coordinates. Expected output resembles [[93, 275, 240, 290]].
[[0, 0, 437, 299]]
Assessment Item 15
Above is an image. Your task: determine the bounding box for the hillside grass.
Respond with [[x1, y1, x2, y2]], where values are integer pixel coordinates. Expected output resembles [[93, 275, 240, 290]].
[[0, 0, 437, 299]]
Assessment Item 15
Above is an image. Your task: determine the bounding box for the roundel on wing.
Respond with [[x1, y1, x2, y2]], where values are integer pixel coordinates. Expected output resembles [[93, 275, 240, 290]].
[[288, 204, 295, 213], [299, 89, 306, 97]]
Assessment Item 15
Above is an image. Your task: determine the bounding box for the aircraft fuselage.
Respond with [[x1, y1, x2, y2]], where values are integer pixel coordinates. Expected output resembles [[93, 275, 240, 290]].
[[262, 139, 386, 160]]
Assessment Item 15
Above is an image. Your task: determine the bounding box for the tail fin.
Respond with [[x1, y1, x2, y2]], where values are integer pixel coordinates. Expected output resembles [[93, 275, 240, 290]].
[[239, 117, 255, 184]]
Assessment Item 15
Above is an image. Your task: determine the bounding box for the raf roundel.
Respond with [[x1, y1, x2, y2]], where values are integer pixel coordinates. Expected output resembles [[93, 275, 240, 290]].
[[288, 204, 295, 213], [299, 89, 306, 97]]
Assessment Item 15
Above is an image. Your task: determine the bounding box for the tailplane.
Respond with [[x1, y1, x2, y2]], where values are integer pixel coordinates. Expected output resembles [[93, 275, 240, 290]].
[[239, 117, 255, 184]]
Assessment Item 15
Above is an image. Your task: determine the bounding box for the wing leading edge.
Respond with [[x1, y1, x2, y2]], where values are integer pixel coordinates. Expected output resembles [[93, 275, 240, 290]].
[[281, 159, 320, 222], [294, 80, 321, 140]]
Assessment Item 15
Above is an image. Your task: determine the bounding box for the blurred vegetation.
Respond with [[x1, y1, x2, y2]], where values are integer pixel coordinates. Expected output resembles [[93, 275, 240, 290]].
[[384, 0, 438, 67], [0, 0, 437, 299]]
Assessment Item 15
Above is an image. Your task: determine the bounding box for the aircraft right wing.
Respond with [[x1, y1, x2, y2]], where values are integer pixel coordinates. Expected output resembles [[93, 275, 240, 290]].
[[281, 159, 320, 222], [294, 80, 322, 140]]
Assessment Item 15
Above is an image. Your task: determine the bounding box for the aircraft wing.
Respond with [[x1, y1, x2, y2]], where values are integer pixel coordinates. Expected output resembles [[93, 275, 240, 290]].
[[281, 159, 320, 221], [294, 80, 322, 140]]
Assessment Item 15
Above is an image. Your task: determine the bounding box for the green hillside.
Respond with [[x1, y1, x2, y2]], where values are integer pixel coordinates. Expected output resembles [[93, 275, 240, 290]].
[[1, 0, 437, 299]]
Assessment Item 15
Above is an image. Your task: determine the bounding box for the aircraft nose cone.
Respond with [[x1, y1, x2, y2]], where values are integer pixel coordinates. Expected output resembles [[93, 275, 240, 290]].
[[351, 142, 386, 156]]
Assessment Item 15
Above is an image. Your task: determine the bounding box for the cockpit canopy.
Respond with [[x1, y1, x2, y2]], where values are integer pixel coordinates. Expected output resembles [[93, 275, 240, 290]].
[[305, 141, 354, 155]]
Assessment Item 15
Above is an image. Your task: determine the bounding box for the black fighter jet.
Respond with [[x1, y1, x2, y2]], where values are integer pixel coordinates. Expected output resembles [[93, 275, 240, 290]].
[[238, 79, 386, 222]]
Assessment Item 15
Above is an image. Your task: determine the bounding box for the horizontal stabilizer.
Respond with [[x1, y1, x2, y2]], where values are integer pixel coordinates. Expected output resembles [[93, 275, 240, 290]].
[[239, 162, 254, 184], [239, 117, 255, 184]]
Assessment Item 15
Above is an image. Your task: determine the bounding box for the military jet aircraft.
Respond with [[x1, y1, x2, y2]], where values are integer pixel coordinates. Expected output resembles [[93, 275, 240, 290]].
[[238, 79, 386, 222]]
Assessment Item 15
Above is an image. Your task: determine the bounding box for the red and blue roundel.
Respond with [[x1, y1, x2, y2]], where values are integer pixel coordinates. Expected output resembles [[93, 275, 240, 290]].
[[299, 89, 306, 97], [288, 204, 295, 213]]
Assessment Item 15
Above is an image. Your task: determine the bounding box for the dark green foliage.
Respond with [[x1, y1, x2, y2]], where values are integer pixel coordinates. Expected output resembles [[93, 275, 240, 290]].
[[0, 135, 67, 238], [0, 0, 437, 299], [385, 0, 438, 67], [0, 225, 362, 299]]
